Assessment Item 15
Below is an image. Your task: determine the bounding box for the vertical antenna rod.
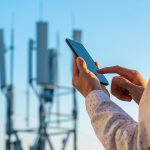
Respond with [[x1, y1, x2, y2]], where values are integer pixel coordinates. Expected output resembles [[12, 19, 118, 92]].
[[10, 14, 15, 86], [39, 0, 43, 21], [56, 32, 60, 127], [0, 29, 6, 88], [26, 39, 34, 127], [72, 13, 75, 30], [5, 14, 15, 150]]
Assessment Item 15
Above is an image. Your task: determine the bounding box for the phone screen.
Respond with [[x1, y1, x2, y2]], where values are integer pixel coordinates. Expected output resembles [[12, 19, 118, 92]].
[[66, 38, 109, 86]]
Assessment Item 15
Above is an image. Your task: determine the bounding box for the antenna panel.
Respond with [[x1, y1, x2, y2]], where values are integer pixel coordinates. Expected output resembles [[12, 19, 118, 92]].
[[28, 39, 34, 84], [36, 22, 49, 85], [0, 29, 6, 88], [49, 49, 58, 85], [73, 30, 82, 43]]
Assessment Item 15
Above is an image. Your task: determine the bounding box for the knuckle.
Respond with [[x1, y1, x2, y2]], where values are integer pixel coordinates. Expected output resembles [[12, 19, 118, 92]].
[[112, 76, 124, 86], [132, 70, 139, 76], [115, 65, 121, 70], [112, 76, 118, 82]]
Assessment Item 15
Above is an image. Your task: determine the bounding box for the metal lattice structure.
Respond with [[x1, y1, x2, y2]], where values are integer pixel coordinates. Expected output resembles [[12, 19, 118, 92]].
[[26, 21, 80, 150], [0, 28, 23, 150], [0, 19, 82, 150]]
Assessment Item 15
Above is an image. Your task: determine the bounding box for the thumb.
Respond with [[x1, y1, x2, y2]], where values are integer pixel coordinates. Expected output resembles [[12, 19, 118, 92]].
[[76, 57, 88, 73]]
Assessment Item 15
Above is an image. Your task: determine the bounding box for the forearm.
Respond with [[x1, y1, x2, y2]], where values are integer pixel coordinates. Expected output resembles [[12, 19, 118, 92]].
[[85, 90, 138, 150]]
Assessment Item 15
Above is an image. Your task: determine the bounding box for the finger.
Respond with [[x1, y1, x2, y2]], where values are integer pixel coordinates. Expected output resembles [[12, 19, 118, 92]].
[[111, 76, 142, 103], [95, 61, 100, 67], [97, 66, 134, 81], [76, 57, 88, 74], [111, 76, 132, 101], [111, 85, 132, 101], [113, 92, 132, 101], [73, 56, 79, 77], [112, 88, 132, 101], [119, 95, 132, 101]]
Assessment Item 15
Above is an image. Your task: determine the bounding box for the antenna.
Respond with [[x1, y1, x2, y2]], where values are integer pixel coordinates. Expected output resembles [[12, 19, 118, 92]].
[[56, 32, 60, 52], [28, 39, 34, 84], [39, 0, 44, 21], [36, 22, 49, 85], [56, 32, 60, 126], [26, 39, 34, 127], [10, 13, 15, 85], [72, 13, 75, 30], [0, 29, 6, 88], [56, 32, 60, 84], [71, 16, 82, 150], [73, 30, 82, 43]]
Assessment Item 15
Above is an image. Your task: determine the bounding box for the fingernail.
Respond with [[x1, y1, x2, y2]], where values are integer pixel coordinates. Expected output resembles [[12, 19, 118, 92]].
[[97, 69, 101, 73], [77, 57, 83, 64]]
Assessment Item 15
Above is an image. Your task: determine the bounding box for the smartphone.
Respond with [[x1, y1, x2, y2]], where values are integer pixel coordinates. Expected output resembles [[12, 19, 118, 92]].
[[66, 38, 109, 86]]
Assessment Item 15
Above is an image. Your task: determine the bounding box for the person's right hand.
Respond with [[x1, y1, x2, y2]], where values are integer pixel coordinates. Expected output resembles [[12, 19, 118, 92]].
[[98, 66, 147, 104]]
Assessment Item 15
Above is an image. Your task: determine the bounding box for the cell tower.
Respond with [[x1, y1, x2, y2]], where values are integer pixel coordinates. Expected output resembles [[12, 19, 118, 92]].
[[26, 20, 79, 150], [0, 14, 82, 150], [0, 27, 23, 150]]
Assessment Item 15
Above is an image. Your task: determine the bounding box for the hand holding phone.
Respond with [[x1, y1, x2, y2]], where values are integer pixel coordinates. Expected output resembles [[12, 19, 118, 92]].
[[66, 38, 109, 86]]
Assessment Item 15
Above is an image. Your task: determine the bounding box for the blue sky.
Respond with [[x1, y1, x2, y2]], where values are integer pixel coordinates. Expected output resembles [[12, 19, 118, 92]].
[[0, 0, 150, 149]]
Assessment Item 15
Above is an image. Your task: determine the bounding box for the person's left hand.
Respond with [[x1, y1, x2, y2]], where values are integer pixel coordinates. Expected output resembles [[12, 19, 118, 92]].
[[72, 57, 109, 97]]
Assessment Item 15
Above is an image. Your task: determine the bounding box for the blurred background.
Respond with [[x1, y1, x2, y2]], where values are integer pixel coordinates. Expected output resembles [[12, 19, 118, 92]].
[[0, 0, 150, 150]]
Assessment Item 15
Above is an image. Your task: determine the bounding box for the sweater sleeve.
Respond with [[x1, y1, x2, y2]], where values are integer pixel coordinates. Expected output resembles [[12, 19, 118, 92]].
[[85, 80, 150, 150]]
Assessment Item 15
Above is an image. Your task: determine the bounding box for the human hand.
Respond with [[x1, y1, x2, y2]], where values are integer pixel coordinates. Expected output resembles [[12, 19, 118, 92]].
[[72, 57, 109, 97], [98, 66, 147, 104]]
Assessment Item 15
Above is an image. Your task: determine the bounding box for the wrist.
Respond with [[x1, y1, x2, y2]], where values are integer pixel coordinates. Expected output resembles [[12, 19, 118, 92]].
[[101, 85, 110, 97], [84, 86, 102, 97]]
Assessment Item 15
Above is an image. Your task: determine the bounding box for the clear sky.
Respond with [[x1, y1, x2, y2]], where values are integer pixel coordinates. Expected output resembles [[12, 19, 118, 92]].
[[0, 0, 150, 149]]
